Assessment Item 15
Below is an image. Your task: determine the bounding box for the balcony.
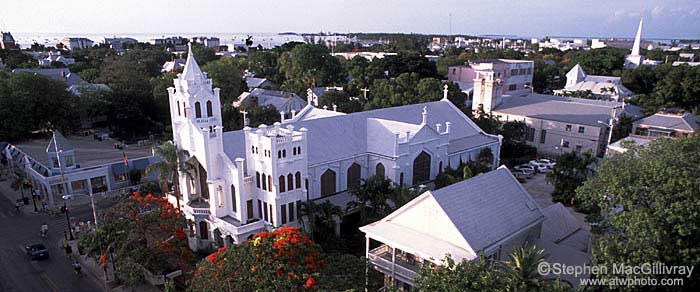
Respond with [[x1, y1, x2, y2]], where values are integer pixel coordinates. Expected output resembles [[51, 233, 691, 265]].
[[368, 245, 421, 284]]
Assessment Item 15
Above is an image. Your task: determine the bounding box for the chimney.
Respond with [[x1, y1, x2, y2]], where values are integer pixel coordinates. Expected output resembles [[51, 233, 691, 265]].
[[332, 104, 337, 112], [436, 123, 442, 133], [406, 131, 411, 140], [445, 122, 452, 134]]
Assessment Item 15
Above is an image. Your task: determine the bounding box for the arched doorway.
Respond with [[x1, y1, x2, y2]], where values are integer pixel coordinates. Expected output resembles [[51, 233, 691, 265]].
[[412, 151, 431, 185], [347, 163, 361, 190], [199, 221, 209, 240], [320, 169, 336, 197]]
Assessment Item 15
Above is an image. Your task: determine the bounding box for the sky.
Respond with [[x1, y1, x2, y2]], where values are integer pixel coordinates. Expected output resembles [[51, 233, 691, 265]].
[[2, 0, 699, 39]]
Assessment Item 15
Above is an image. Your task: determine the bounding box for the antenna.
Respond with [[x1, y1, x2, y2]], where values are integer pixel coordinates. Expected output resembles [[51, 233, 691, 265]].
[[449, 13, 452, 36]]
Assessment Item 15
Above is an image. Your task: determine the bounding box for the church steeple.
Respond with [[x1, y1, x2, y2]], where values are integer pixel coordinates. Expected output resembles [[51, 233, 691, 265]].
[[182, 43, 204, 81], [631, 18, 643, 56]]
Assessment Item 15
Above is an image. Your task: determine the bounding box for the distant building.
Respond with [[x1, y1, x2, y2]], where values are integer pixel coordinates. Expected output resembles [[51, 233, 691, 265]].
[[307, 86, 344, 107], [554, 64, 633, 101], [2, 131, 159, 207], [591, 39, 607, 49], [150, 36, 189, 46], [1, 31, 19, 50], [103, 37, 138, 51], [38, 51, 76, 67], [191, 37, 220, 48], [361, 166, 544, 289], [245, 77, 275, 90], [672, 61, 700, 67], [472, 63, 641, 157], [161, 59, 186, 73], [608, 111, 700, 154], [624, 19, 662, 68], [332, 52, 397, 61], [471, 59, 534, 97], [60, 37, 94, 50], [13, 68, 87, 88], [234, 88, 307, 119]]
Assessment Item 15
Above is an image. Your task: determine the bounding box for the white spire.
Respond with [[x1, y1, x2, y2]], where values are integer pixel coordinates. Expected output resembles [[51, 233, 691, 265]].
[[631, 18, 643, 56], [182, 43, 203, 80]]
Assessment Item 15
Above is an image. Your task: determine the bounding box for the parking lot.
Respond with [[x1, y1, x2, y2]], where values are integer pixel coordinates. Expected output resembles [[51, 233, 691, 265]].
[[519, 172, 555, 209]]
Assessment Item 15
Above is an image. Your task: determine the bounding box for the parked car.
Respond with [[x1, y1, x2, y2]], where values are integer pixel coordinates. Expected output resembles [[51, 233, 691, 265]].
[[512, 170, 534, 182], [529, 159, 556, 169], [513, 164, 536, 176], [26, 243, 49, 260]]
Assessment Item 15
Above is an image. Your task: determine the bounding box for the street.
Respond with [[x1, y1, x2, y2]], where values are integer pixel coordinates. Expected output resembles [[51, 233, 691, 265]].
[[0, 188, 108, 292]]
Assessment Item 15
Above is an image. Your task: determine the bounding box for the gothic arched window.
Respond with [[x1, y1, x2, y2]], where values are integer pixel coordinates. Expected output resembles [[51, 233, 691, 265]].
[[287, 173, 294, 190], [347, 163, 361, 190], [320, 169, 336, 197], [295, 172, 301, 189], [279, 176, 286, 192], [268, 175, 273, 192], [261, 172, 267, 190], [230, 185, 237, 212], [206, 100, 213, 117], [375, 163, 385, 178], [195, 101, 202, 118], [413, 151, 431, 185]]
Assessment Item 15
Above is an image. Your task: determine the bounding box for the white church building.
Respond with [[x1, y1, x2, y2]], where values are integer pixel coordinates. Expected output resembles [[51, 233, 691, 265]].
[[167, 45, 503, 249]]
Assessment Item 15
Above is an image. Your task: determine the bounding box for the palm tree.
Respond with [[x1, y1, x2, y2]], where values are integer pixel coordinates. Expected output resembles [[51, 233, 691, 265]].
[[502, 245, 548, 286], [347, 175, 393, 225], [389, 186, 418, 210], [298, 200, 317, 237], [315, 200, 343, 238], [145, 142, 193, 211]]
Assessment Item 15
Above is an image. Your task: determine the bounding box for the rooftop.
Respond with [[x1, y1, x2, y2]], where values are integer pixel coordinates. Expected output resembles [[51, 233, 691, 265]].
[[361, 167, 545, 263], [12, 68, 86, 88], [13, 135, 154, 169], [635, 112, 700, 131], [493, 93, 641, 127], [223, 99, 498, 166]]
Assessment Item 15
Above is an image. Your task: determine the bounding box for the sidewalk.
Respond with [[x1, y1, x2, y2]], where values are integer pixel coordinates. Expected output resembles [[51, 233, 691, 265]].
[[0, 175, 43, 216]]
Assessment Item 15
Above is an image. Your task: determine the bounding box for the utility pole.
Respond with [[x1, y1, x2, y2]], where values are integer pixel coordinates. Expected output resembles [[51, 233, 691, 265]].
[[52, 131, 74, 240]]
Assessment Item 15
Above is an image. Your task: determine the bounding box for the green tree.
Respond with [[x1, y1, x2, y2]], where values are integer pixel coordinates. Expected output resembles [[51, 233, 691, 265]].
[[576, 137, 700, 290], [347, 175, 394, 225], [611, 115, 634, 143], [546, 152, 596, 205], [278, 44, 347, 92], [145, 141, 193, 212], [0, 72, 78, 140], [201, 57, 248, 106]]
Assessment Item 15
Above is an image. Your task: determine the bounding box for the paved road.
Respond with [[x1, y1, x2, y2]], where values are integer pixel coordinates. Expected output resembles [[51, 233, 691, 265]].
[[0, 191, 110, 292]]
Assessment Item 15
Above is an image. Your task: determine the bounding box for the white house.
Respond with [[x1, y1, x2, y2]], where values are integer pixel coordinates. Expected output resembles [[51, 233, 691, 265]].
[[60, 37, 94, 50], [167, 45, 502, 249], [360, 166, 545, 290], [554, 64, 633, 101], [471, 60, 641, 157], [38, 51, 76, 67]]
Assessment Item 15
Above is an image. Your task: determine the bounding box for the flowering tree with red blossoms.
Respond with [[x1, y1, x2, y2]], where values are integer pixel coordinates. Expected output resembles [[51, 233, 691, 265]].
[[188, 226, 324, 292], [80, 192, 193, 286]]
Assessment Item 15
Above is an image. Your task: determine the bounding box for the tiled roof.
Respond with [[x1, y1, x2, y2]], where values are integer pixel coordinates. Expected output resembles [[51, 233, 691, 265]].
[[12, 68, 86, 88], [635, 113, 700, 131], [235, 88, 307, 113], [429, 166, 544, 252], [493, 93, 641, 126], [361, 167, 545, 262]]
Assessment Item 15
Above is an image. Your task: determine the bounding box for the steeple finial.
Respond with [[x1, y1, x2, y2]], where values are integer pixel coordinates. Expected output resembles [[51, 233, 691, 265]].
[[442, 84, 449, 100]]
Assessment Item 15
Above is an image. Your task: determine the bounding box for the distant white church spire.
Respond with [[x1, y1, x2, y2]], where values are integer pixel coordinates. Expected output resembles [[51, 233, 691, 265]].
[[182, 43, 203, 80], [631, 18, 643, 56]]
